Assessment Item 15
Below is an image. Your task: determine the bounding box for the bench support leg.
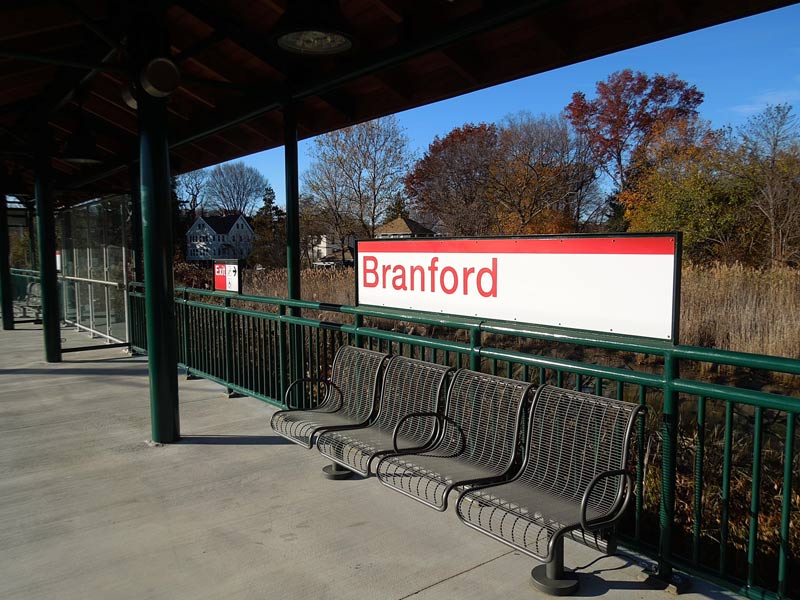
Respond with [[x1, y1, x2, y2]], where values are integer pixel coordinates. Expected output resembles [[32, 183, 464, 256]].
[[531, 537, 578, 596], [322, 461, 354, 480]]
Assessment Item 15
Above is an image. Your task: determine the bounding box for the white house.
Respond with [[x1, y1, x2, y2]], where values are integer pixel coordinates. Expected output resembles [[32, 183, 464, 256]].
[[310, 234, 354, 266], [186, 215, 255, 261]]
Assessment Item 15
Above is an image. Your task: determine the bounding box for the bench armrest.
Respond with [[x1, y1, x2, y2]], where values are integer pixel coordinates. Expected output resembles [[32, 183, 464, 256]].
[[392, 412, 441, 453], [580, 469, 633, 532], [284, 377, 332, 410]]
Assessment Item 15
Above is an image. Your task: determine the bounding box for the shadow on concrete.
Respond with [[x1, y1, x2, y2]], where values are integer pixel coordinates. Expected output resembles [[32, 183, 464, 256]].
[[0, 367, 150, 377], [179, 435, 294, 446]]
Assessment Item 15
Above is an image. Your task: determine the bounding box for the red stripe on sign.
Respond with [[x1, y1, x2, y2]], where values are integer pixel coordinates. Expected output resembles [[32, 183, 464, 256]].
[[358, 237, 675, 255]]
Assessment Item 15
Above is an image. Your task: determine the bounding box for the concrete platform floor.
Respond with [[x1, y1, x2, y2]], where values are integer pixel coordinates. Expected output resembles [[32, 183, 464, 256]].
[[0, 323, 736, 600]]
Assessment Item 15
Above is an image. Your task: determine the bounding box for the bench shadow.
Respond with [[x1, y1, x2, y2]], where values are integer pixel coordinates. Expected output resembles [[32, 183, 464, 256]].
[[179, 435, 294, 446]]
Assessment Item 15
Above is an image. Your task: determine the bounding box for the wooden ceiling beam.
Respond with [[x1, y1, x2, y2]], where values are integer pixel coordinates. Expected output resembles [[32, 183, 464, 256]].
[[174, 0, 290, 76]]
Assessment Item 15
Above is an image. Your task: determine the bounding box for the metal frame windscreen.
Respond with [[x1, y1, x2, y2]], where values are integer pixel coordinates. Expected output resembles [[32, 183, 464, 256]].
[[57, 196, 131, 343]]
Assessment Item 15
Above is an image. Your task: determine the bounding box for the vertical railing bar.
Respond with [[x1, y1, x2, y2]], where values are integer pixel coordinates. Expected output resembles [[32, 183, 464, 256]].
[[746, 406, 764, 588], [720, 400, 734, 575], [635, 384, 645, 543], [778, 412, 796, 597], [692, 395, 706, 565]]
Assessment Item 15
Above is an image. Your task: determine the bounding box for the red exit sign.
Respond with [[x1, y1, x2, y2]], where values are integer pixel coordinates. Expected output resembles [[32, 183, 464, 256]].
[[213, 260, 241, 294]]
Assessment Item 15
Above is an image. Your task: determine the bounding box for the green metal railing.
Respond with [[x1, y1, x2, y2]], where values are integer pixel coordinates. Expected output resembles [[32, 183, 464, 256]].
[[127, 282, 800, 599]]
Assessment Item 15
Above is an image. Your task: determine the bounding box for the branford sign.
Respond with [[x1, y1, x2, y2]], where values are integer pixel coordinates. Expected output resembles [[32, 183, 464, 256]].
[[356, 235, 681, 341]]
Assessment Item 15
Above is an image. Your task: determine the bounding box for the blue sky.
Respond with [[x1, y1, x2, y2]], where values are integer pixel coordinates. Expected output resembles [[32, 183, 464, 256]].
[[238, 4, 800, 207]]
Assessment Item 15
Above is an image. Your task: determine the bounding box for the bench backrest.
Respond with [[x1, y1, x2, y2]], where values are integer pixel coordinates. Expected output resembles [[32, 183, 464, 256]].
[[325, 345, 388, 421], [439, 369, 533, 473], [375, 356, 452, 440], [522, 385, 642, 513]]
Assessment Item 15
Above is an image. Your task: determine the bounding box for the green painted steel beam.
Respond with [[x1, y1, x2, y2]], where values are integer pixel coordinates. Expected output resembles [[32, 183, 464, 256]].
[[34, 140, 61, 362], [140, 91, 180, 443], [0, 193, 13, 330], [284, 106, 301, 310]]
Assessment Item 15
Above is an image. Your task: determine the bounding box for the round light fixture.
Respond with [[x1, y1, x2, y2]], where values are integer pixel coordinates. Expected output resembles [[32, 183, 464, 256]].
[[274, 1, 355, 56], [140, 58, 181, 98]]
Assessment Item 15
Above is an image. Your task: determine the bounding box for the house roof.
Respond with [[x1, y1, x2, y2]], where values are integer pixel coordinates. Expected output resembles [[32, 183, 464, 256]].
[[375, 216, 434, 237], [1, 1, 792, 205], [197, 215, 243, 235]]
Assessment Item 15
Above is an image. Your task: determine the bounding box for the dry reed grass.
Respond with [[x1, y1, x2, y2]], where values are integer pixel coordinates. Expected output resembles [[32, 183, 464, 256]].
[[233, 263, 800, 359]]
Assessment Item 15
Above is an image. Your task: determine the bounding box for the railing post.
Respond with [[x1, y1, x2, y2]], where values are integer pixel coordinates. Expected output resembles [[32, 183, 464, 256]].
[[223, 296, 238, 397], [658, 351, 679, 580], [470, 327, 481, 371], [353, 313, 363, 347], [278, 305, 288, 406], [181, 289, 195, 377], [0, 193, 14, 330]]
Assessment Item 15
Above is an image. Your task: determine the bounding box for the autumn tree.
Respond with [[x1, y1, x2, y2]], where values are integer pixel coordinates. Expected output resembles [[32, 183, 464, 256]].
[[565, 70, 704, 195], [303, 116, 411, 240], [406, 123, 501, 236], [727, 104, 800, 265], [620, 118, 757, 263], [492, 113, 601, 233], [206, 161, 272, 216]]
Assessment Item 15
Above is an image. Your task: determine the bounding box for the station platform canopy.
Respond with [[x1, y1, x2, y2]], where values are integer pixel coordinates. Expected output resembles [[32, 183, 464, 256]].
[[1, 0, 795, 205]]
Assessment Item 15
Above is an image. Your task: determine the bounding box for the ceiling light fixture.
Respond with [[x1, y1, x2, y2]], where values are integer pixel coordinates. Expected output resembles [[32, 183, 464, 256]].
[[274, 0, 355, 56]]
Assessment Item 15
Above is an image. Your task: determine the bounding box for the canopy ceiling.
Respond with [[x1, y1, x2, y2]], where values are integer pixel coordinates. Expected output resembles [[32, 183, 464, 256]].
[[1, 0, 795, 205]]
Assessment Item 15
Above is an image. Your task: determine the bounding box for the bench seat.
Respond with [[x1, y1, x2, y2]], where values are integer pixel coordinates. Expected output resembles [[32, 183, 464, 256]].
[[376, 369, 534, 511], [270, 345, 389, 448], [455, 385, 643, 595], [316, 355, 452, 476]]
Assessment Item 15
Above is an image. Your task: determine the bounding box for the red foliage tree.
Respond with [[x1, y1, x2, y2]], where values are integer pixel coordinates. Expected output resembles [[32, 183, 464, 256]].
[[405, 123, 500, 236], [565, 69, 704, 193]]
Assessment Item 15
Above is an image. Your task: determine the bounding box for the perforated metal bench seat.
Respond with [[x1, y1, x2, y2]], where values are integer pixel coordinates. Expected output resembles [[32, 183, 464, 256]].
[[269, 346, 389, 448], [316, 356, 452, 476], [375, 369, 534, 511], [455, 385, 644, 595]]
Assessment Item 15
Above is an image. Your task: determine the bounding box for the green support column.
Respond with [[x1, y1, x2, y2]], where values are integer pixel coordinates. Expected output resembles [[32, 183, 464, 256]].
[[0, 193, 13, 330], [284, 107, 301, 310], [284, 107, 304, 387], [35, 141, 62, 362], [140, 92, 180, 443]]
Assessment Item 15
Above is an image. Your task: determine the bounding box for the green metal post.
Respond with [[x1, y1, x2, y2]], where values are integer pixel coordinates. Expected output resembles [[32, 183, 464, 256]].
[[284, 106, 301, 310], [0, 193, 14, 330], [470, 328, 481, 371], [284, 106, 304, 385], [34, 138, 61, 362], [224, 296, 237, 396], [139, 91, 180, 443], [658, 351, 679, 579], [778, 413, 795, 596]]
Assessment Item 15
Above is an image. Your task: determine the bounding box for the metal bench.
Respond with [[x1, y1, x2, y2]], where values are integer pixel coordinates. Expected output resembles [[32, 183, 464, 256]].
[[269, 346, 389, 472], [455, 385, 644, 595], [375, 369, 534, 511], [316, 355, 453, 476], [13, 281, 42, 323]]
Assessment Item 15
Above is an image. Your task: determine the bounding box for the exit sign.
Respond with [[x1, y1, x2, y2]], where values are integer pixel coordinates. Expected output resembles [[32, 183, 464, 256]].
[[213, 260, 241, 294]]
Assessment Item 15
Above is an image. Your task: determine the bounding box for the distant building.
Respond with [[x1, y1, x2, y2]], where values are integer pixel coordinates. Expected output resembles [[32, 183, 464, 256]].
[[373, 216, 435, 239], [186, 214, 255, 261], [311, 234, 355, 267]]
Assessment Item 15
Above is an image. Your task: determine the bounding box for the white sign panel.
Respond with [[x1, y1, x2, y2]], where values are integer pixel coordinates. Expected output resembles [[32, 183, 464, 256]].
[[356, 236, 680, 341], [214, 262, 241, 293]]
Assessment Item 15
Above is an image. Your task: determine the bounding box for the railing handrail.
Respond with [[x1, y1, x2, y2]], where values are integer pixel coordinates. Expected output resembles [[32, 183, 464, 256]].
[[153, 283, 800, 377]]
